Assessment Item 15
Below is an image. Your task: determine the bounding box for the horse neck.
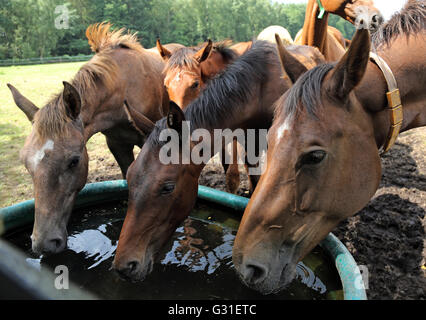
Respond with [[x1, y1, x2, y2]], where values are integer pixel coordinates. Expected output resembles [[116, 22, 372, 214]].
[[356, 36, 426, 148], [79, 48, 165, 142], [300, 0, 330, 55], [78, 83, 118, 142]]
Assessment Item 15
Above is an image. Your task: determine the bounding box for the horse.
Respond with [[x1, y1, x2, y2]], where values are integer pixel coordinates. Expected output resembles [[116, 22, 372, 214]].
[[257, 25, 294, 46], [7, 22, 183, 255], [111, 39, 325, 281], [157, 38, 255, 193], [232, 1, 426, 294], [294, 0, 383, 61], [157, 39, 245, 193]]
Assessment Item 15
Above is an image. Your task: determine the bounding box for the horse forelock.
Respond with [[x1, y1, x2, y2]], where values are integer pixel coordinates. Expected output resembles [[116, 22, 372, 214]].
[[278, 63, 334, 123], [164, 40, 237, 74], [33, 100, 82, 141], [164, 47, 199, 73]]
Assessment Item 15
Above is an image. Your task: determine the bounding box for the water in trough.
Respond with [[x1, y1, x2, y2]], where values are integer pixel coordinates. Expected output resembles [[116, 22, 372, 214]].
[[6, 200, 343, 299]]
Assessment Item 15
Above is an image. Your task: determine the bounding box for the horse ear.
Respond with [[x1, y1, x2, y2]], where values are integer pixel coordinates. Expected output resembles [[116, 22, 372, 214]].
[[156, 38, 172, 60], [327, 28, 371, 99], [124, 101, 155, 135], [275, 33, 308, 84], [167, 101, 185, 134], [62, 81, 81, 120], [194, 39, 213, 63], [7, 83, 39, 122]]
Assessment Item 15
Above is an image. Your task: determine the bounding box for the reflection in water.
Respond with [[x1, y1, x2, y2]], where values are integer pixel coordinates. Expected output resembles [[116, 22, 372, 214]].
[[296, 262, 326, 294], [67, 224, 117, 269], [7, 201, 342, 300], [161, 219, 234, 275]]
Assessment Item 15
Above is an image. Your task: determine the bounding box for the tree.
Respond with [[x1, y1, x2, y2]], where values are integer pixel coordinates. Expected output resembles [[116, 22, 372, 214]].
[[0, 0, 356, 60]]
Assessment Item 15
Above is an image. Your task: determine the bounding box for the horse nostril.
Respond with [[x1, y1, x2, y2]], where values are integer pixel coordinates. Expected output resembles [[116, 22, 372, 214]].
[[51, 238, 63, 249], [115, 260, 141, 279], [127, 261, 138, 273], [242, 262, 268, 285]]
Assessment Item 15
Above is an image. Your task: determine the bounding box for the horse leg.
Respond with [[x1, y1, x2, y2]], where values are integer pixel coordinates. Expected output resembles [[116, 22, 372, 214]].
[[224, 138, 240, 194], [244, 129, 264, 194], [105, 135, 135, 179]]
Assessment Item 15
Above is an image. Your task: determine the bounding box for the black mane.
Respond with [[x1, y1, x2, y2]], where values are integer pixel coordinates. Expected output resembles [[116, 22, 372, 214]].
[[276, 63, 333, 122]]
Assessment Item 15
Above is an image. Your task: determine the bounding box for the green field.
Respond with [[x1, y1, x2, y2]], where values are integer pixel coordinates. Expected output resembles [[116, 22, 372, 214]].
[[0, 62, 121, 207]]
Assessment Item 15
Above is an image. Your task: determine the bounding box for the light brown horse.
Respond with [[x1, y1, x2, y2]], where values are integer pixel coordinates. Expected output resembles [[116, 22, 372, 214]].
[[157, 39, 246, 193], [112, 40, 325, 281], [7, 23, 183, 255], [233, 1, 426, 294], [295, 0, 383, 61]]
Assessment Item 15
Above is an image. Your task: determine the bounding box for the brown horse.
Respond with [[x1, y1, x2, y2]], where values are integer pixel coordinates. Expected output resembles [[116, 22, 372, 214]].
[[7, 23, 182, 255], [157, 39, 245, 193], [230, 41, 253, 55], [295, 0, 383, 61], [233, 1, 425, 294], [112, 40, 325, 281]]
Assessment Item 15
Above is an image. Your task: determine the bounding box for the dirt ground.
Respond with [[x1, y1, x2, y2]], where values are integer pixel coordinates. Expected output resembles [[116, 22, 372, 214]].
[[87, 127, 425, 300]]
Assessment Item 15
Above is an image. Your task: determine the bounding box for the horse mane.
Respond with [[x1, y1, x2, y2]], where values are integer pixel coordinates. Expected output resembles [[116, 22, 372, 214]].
[[149, 40, 278, 146], [372, 0, 426, 48], [86, 22, 144, 53], [275, 63, 334, 123], [164, 40, 237, 73], [34, 23, 143, 139]]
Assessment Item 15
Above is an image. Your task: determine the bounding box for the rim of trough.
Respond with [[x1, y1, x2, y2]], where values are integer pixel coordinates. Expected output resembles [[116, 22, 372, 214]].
[[0, 180, 367, 300]]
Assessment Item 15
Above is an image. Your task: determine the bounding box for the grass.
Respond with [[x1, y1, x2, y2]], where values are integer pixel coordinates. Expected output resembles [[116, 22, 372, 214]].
[[0, 62, 120, 207]]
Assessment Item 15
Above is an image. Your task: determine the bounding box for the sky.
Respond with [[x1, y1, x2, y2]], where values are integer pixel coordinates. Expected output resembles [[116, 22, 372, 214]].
[[272, 0, 408, 20]]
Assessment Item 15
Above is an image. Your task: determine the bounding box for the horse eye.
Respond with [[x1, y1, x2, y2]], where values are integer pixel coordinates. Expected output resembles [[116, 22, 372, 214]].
[[301, 150, 326, 166], [160, 182, 175, 195], [191, 81, 199, 89], [68, 156, 80, 169]]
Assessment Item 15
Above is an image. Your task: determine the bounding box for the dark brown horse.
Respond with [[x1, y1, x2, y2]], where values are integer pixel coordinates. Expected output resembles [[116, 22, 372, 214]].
[[295, 0, 383, 61], [112, 40, 325, 281], [7, 23, 183, 255], [233, 1, 425, 294]]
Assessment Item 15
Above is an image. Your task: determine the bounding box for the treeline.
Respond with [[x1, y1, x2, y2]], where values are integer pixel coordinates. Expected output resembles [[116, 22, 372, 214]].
[[0, 0, 355, 60]]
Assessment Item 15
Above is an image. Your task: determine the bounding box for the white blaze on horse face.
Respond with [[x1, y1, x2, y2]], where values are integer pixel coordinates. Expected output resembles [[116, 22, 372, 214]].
[[276, 117, 292, 141], [173, 70, 182, 84], [31, 139, 54, 170]]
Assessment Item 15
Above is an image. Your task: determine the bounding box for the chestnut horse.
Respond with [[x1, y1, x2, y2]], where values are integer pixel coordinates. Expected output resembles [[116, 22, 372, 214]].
[[233, 1, 425, 294], [7, 23, 182, 255], [295, 0, 383, 61], [112, 40, 325, 281], [157, 39, 246, 193]]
